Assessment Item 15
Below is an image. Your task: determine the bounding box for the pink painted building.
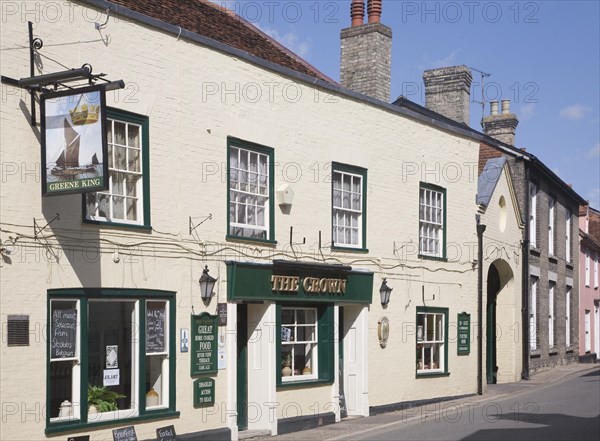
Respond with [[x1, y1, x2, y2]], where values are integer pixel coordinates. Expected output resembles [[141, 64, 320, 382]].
[[578, 205, 600, 361]]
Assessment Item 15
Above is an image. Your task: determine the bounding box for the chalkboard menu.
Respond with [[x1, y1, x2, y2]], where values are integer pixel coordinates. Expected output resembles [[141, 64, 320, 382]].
[[156, 425, 176, 441], [193, 378, 215, 408], [51, 308, 77, 359], [146, 303, 166, 353], [457, 312, 471, 355], [191, 313, 218, 375], [112, 426, 137, 441]]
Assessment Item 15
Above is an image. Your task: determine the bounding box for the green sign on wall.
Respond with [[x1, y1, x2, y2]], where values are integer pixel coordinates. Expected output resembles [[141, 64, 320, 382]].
[[193, 378, 215, 407], [457, 312, 471, 355], [226, 261, 373, 304], [191, 313, 218, 375]]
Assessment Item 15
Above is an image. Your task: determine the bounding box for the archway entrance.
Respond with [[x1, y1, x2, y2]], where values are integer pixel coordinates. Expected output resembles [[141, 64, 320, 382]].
[[486, 259, 515, 384]]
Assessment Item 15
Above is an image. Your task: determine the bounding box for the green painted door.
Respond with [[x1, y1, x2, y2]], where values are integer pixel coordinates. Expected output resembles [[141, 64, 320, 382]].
[[237, 304, 248, 431], [486, 299, 497, 384]]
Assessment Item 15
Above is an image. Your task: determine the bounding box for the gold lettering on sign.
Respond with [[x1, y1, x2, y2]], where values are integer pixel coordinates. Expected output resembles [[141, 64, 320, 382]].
[[271, 275, 300, 292], [273, 275, 347, 295]]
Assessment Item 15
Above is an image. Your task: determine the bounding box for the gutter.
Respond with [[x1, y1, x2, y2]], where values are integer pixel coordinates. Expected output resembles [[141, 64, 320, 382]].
[[476, 215, 486, 395], [521, 160, 530, 380]]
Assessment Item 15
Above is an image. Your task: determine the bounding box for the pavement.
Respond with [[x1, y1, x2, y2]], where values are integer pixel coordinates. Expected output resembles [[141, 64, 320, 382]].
[[250, 362, 600, 441]]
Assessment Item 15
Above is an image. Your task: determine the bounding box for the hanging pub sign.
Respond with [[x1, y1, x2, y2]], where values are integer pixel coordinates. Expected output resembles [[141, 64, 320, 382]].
[[40, 85, 108, 196]]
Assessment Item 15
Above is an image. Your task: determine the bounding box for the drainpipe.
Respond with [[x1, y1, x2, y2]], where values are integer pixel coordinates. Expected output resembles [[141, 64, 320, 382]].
[[521, 161, 530, 380], [476, 214, 486, 395]]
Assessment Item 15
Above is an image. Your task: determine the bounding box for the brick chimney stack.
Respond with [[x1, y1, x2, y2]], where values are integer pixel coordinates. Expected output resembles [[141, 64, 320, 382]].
[[482, 99, 519, 146], [341, 0, 392, 102], [422, 65, 473, 125]]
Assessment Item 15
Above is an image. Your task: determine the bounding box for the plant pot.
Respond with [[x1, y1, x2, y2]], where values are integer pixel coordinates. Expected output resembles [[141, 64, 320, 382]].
[[282, 366, 292, 377], [88, 405, 99, 415]]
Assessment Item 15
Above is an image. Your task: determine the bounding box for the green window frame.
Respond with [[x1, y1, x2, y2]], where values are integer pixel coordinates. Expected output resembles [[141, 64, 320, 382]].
[[416, 307, 449, 377], [83, 108, 151, 230], [227, 137, 275, 244], [419, 182, 447, 260], [276, 304, 334, 387], [46, 289, 177, 434], [332, 162, 367, 251]]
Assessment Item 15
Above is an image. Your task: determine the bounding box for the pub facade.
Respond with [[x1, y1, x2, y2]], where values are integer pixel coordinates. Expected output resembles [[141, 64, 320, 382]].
[[1, 1, 488, 440]]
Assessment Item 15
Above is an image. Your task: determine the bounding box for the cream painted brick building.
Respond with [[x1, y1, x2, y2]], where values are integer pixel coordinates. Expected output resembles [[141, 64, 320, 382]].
[[0, 1, 520, 440]]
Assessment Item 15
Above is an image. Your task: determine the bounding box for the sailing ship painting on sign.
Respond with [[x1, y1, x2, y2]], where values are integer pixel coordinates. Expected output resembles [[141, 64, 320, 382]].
[[41, 86, 108, 195]]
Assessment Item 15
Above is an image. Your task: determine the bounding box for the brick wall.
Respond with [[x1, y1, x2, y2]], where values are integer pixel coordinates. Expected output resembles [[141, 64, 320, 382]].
[[340, 23, 392, 102], [528, 174, 580, 372]]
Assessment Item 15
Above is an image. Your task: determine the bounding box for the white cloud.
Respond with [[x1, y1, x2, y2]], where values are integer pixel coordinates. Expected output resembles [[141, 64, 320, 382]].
[[419, 50, 462, 70], [586, 143, 600, 159], [519, 103, 536, 121], [258, 26, 311, 58], [559, 104, 592, 120]]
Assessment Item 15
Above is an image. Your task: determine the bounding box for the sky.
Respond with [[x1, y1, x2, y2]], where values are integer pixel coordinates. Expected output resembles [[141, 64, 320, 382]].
[[211, 0, 600, 208]]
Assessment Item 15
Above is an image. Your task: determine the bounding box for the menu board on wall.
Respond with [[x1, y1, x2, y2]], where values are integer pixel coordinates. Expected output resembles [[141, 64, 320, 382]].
[[191, 313, 218, 375], [51, 308, 77, 359], [457, 312, 471, 355], [146, 304, 166, 353]]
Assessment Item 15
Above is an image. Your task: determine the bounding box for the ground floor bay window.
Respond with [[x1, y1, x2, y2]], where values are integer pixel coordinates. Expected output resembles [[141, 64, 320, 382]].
[[46, 289, 176, 434], [416, 307, 448, 376]]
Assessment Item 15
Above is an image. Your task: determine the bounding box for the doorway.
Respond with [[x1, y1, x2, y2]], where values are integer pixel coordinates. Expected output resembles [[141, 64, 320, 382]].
[[486, 265, 500, 384], [340, 305, 368, 417]]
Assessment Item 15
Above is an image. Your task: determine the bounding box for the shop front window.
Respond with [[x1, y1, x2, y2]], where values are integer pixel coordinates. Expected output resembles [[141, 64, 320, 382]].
[[416, 307, 448, 375], [281, 307, 318, 381], [276, 304, 334, 386], [47, 290, 176, 433]]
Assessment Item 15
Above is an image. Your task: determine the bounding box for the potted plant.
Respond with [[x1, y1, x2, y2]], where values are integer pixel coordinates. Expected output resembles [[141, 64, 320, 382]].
[[87, 385, 126, 414], [281, 352, 292, 377]]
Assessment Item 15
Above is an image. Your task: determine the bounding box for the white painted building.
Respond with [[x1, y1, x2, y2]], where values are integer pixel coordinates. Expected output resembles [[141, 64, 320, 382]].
[[0, 1, 522, 440]]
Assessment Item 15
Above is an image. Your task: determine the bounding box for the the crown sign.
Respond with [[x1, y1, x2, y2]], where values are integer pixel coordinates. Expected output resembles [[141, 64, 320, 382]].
[[69, 103, 100, 125]]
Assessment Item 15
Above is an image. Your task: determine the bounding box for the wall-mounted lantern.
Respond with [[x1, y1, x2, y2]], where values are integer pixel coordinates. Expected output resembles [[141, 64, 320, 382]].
[[379, 278, 392, 306], [199, 265, 217, 301]]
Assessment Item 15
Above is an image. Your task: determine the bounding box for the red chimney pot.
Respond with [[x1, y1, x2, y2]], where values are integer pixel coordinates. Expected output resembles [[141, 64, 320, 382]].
[[367, 0, 382, 23], [351, 0, 365, 27]]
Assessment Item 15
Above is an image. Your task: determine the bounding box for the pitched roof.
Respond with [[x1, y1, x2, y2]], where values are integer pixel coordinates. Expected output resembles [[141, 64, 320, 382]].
[[477, 157, 507, 207], [106, 0, 334, 83]]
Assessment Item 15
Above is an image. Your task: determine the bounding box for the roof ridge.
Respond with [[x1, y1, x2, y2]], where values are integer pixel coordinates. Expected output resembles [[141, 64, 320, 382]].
[[199, 0, 336, 84]]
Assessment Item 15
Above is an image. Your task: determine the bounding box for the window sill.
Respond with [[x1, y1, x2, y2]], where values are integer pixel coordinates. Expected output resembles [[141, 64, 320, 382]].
[[46, 410, 180, 435], [277, 378, 333, 389], [416, 371, 450, 379], [83, 218, 152, 231], [418, 254, 448, 263], [549, 350, 558, 356], [548, 255, 558, 263], [566, 263, 574, 270], [226, 235, 277, 247], [331, 246, 369, 253], [529, 247, 541, 256]]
